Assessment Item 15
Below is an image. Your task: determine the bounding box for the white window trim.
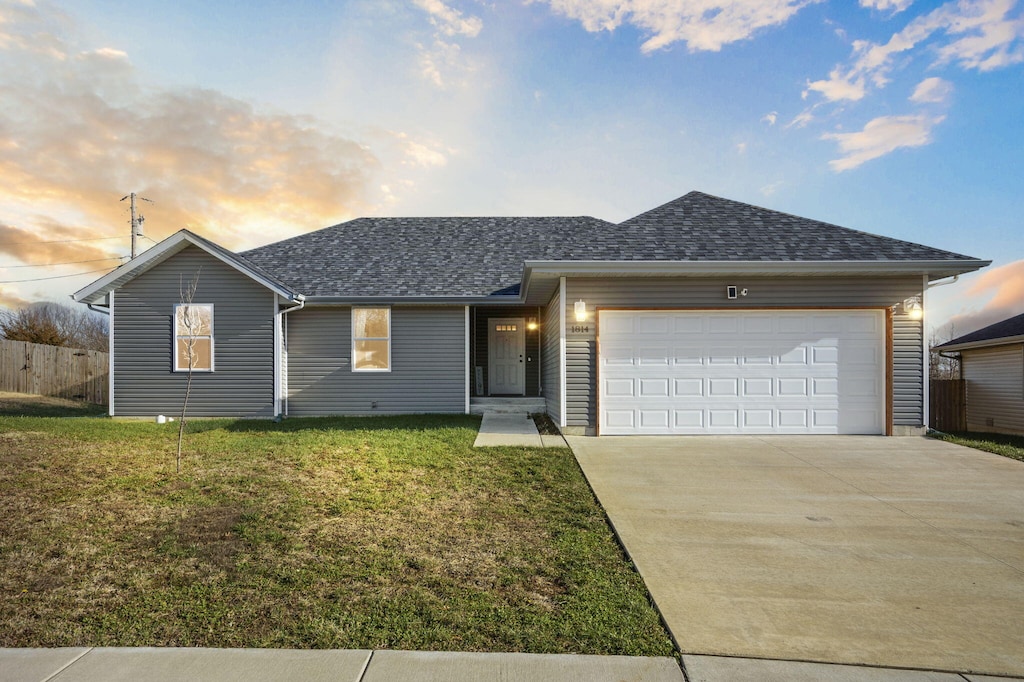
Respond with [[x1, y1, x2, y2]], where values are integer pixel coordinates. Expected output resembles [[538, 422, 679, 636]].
[[352, 306, 392, 372], [173, 303, 215, 373]]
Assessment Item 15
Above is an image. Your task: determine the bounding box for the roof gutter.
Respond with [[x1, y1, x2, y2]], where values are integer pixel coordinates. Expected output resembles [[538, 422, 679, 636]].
[[301, 295, 526, 306], [520, 259, 990, 300], [935, 333, 1024, 353]]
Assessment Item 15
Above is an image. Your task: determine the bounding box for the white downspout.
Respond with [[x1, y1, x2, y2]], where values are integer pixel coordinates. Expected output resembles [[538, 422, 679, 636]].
[[278, 295, 306, 417]]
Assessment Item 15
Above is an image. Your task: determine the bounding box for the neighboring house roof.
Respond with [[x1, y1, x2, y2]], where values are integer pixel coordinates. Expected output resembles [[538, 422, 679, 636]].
[[73, 229, 302, 305], [935, 311, 1024, 352], [241, 191, 987, 299]]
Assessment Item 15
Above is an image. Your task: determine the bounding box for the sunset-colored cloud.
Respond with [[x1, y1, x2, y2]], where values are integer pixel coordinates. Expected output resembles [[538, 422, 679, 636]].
[[944, 259, 1024, 335], [0, 0, 399, 307], [533, 0, 818, 52]]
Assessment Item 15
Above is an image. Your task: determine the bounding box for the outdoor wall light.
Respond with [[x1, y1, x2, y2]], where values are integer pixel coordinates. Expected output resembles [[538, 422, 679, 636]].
[[574, 300, 587, 322], [904, 296, 923, 320], [527, 318, 538, 331]]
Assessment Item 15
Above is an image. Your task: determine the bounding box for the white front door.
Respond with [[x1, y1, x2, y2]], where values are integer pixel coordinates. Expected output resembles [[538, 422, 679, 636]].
[[488, 317, 526, 395], [599, 309, 886, 435]]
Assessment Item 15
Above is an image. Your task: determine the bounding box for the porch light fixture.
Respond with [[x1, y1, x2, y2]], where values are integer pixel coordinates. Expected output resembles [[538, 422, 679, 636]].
[[574, 300, 587, 322], [527, 318, 538, 331], [904, 296, 923, 321]]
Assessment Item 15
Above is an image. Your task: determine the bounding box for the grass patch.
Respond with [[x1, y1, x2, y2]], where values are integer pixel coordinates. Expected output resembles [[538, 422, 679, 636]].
[[0, 410, 674, 655], [930, 430, 1024, 463], [0, 392, 106, 418]]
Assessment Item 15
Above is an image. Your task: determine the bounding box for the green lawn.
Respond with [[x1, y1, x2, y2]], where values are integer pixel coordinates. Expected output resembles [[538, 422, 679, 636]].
[[0, 408, 674, 655], [930, 430, 1024, 463]]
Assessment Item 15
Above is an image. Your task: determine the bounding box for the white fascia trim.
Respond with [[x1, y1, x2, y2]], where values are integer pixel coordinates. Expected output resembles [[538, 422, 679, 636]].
[[559, 276, 566, 429], [108, 290, 115, 415], [465, 306, 470, 415], [938, 334, 1024, 353], [521, 259, 991, 295], [73, 230, 300, 304]]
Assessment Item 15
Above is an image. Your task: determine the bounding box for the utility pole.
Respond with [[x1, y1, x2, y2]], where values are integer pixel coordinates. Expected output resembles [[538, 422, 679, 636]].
[[120, 192, 153, 259]]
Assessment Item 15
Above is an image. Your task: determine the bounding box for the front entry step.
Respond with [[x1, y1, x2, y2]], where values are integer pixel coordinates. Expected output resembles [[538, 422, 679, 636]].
[[470, 397, 545, 415]]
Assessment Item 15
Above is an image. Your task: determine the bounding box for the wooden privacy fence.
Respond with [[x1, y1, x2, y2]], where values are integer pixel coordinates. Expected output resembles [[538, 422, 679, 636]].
[[0, 339, 108, 404], [930, 379, 965, 432]]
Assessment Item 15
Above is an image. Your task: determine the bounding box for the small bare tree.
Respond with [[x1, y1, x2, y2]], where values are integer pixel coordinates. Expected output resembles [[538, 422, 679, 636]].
[[929, 325, 960, 380], [176, 270, 202, 472]]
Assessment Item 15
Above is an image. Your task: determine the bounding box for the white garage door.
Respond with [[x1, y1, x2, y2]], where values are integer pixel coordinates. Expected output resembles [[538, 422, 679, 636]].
[[598, 310, 885, 435]]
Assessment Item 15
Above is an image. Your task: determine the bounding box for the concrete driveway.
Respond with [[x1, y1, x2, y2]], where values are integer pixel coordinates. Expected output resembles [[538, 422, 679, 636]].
[[568, 436, 1024, 677]]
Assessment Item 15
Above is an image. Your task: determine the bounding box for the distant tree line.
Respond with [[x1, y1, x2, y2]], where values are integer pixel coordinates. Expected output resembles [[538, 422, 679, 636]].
[[0, 302, 108, 352]]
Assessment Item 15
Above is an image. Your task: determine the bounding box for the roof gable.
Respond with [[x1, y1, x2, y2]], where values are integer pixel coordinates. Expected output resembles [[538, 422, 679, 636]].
[[73, 229, 300, 305]]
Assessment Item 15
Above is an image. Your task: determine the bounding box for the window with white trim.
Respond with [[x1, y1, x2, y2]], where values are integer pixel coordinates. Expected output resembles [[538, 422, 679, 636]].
[[174, 304, 214, 372], [353, 307, 390, 371]]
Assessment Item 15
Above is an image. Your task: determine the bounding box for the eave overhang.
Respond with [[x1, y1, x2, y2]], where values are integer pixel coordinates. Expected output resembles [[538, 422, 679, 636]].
[[519, 259, 991, 304]]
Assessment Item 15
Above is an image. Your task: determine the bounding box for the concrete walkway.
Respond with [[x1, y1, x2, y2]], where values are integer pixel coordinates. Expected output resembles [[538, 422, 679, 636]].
[[473, 412, 567, 447], [569, 435, 1024, 678], [0, 648, 682, 682], [5, 648, 1021, 681]]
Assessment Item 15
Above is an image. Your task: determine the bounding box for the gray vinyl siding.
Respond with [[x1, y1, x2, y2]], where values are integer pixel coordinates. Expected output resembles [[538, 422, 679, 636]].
[[542, 288, 562, 424], [892, 316, 924, 426], [113, 246, 275, 417], [564, 276, 924, 430], [472, 306, 541, 396], [963, 344, 1024, 435], [287, 306, 465, 415]]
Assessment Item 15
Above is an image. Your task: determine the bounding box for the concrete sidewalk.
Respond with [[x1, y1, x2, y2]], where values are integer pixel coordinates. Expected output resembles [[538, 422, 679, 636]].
[[4, 648, 1020, 681], [473, 412, 567, 447], [0, 648, 682, 682]]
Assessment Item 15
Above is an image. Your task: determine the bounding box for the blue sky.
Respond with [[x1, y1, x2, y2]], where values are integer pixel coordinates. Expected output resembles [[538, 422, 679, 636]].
[[1, 0, 1022, 337]]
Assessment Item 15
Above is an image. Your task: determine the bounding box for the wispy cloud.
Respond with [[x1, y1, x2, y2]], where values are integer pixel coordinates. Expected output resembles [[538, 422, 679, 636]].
[[860, 0, 914, 14], [910, 76, 954, 103], [532, 0, 819, 52], [823, 114, 943, 171], [806, 0, 1024, 103], [761, 111, 778, 125], [411, 0, 484, 88], [413, 0, 482, 37]]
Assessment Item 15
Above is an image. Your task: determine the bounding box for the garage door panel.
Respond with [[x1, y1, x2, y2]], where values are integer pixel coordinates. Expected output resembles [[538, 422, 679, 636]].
[[743, 409, 773, 428], [674, 378, 703, 396], [742, 378, 773, 397], [709, 378, 738, 396], [639, 378, 670, 397], [672, 346, 705, 365], [599, 310, 885, 435], [778, 347, 808, 364]]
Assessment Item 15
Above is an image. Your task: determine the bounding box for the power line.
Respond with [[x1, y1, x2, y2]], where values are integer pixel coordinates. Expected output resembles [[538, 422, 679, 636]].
[[0, 235, 124, 246], [0, 256, 126, 269], [0, 267, 118, 284]]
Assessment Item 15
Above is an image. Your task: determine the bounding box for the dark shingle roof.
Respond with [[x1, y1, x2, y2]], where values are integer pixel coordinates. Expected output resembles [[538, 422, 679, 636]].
[[936, 312, 1024, 349], [620, 192, 974, 262], [242, 216, 620, 297], [241, 191, 982, 298]]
